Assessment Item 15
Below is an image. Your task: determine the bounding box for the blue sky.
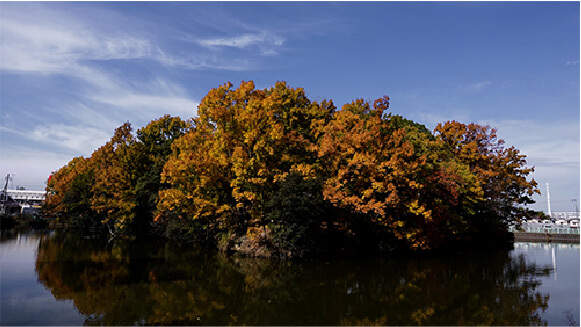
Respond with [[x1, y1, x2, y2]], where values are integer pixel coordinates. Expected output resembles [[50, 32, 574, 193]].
[[0, 2, 579, 212]]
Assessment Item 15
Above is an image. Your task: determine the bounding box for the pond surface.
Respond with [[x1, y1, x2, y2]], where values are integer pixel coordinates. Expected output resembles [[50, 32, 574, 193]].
[[1, 229, 578, 326]]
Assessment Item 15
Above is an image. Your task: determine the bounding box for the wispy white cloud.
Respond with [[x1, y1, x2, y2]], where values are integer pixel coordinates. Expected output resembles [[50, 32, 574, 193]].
[[198, 32, 285, 55], [30, 124, 111, 154], [0, 4, 263, 77], [565, 60, 579, 66], [200, 33, 282, 47], [477, 119, 578, 159], [477, 118, 579, 210], [0, 147, 78, 189], [90, 93, 197, 119], [48, 102, 119, 130], [457, 81, 492, 91], [154, 48, 254, 71], [87, 77, 199, 120], [477, 119, 579, 170], [0, 5, 199, 155], [0, 15, 153, 74], [0, 122, 110, 188]]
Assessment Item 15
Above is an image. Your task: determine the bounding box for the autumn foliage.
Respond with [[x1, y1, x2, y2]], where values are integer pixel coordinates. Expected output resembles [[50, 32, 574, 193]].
[[46, 115, 190, 235], [45, 81, 539, 255]]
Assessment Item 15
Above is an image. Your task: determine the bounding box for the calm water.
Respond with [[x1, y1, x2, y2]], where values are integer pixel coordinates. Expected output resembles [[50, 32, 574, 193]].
[[1, 230, 578, 326]]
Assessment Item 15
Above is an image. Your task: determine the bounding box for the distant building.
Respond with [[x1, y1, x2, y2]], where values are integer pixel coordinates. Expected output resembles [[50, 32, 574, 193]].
[[550, 212, 580, 220], [2, 190, 45, 206], [0, 192, 22, 214]]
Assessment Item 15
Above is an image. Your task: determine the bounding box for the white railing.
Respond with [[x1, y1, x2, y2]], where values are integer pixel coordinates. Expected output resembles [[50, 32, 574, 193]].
[[509, 226, 580, 235]]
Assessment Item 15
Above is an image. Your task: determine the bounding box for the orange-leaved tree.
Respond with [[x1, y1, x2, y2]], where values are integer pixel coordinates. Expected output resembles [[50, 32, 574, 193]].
[[318, 97, 431, 249], [91, 122, 141, 233], [317, 98, 487, 250], [159, 81, 334, 234], [45, 156, 95, 223], [434, 121, 540, 228]]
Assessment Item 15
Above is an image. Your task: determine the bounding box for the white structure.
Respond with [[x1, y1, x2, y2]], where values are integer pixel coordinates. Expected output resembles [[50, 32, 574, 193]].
[[555, 219, 568, 226], [515, 218, 580, 234], [550, 212, 580, 220], [3, 190, 45, 205], [546, 183, 552, 217]]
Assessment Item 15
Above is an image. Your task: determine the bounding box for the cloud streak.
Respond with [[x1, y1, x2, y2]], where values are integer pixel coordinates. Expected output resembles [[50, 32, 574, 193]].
[[198, 32, 284, 55], [458, 81, 492, 91], [31, 124, 111, 154], [0, 147, 79, 189], [477, 118, 579, 210], [0, 4, 269, 77], [0, 14, 153, 74], [0, 3, 322, 185], [476, 119, 579, 165], [0, 4, 201, 167]]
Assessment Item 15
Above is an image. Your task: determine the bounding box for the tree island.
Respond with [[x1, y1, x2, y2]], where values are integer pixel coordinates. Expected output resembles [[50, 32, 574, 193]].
[[45, 81, 539, 258]]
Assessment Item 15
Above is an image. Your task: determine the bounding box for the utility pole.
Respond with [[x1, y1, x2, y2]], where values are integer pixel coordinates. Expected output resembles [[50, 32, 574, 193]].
[[546, 183, 552, 219]]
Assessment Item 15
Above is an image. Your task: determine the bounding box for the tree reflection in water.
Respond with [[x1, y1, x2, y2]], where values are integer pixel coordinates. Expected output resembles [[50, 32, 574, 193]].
[[36, 232, 551, 326]]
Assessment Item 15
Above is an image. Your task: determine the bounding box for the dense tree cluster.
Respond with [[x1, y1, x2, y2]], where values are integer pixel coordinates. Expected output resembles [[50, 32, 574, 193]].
[[45, 115, 191, 236], [45, 81, 539, 255]]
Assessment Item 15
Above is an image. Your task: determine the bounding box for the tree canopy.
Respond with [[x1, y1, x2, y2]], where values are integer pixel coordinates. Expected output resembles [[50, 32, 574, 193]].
[[45, 81, 539, 256]]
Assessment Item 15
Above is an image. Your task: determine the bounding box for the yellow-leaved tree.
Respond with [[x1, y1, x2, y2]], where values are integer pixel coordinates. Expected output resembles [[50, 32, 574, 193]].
[[317, 97, 484, 249], [433, 121, 540, 244], [45, 81, 540, 254], [45, 156, 95, 224], [158, 81, 334, 234], [91, 123, 141, 233]]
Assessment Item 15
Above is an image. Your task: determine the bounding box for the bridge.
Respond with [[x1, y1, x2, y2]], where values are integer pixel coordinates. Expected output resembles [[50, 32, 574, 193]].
[[1, 190, 45, 206]]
